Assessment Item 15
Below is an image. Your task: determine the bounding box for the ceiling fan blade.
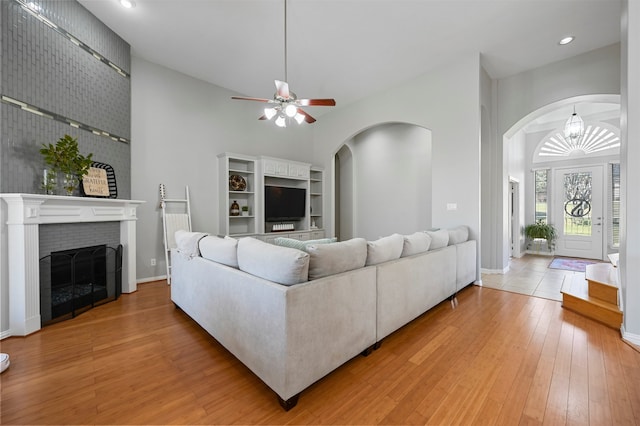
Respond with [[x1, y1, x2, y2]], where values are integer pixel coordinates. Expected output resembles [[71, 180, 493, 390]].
[[297, 98, 336, 107], [258, 115, 268, 120], [231, 96, 271, 102], [275, 80, 290, 99], [297, 109, 316, 124]]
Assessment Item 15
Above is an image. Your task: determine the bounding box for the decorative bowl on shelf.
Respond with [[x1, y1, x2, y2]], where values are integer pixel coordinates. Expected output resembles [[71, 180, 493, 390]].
[[229, 174, 246, 191]]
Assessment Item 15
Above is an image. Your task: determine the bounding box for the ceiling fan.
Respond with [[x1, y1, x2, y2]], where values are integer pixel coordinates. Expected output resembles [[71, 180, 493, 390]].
[[231, 0, 335, 127]]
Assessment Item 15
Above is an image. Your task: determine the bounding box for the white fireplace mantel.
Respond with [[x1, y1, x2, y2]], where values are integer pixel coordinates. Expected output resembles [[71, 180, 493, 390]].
[[0, 194, 144, 336]]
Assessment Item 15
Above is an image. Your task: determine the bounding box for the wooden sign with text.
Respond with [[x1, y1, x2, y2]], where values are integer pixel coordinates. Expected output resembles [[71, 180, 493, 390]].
[[82, 167, 110, 197]]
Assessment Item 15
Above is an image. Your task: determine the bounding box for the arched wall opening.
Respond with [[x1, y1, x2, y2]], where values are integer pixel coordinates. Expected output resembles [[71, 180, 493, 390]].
[[334, 122, 432, 241], [501, 94, 620, 263]]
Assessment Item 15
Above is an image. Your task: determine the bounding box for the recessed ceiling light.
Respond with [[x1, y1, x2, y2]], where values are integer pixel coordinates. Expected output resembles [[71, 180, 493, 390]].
[[119, 0, 135, 8], [559, 36, 575, 45]]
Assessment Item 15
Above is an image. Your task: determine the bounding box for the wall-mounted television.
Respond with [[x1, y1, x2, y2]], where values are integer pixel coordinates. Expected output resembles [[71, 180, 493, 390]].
[[264, 186, 306, 221]]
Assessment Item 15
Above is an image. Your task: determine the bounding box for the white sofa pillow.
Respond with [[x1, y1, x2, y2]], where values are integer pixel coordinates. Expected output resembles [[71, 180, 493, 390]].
[[401, 232, 432, 257], [426, 229, 449, 250], [174, 230, 208, 258], [199, 235, 239, 268], [306, 238, 367, 279], [448, 225, 470, 245], [237, 237, 309, 286], [365, 234, 404, 266]]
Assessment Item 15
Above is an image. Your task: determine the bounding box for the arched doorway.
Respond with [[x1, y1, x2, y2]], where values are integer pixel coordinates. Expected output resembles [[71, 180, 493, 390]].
[[334, 123, 432, 241]]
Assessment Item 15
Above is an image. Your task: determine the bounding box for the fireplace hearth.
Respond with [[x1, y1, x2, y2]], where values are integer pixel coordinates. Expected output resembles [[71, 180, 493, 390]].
[[40, 244, 123, 325]]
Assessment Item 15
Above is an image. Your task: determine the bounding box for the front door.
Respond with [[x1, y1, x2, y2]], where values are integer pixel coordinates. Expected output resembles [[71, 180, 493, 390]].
[[553, 166, 603, 260]]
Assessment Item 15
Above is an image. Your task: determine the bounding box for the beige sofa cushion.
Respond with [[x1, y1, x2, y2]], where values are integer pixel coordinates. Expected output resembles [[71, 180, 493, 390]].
[[448, 225, 470, 245], [426, 229, 449, 250], [401, 232, 432, 257], [365, 234, 404, 266], [306, 238, 367, 279], [237, 237, 309, 286], [199, 235, 238, 268]]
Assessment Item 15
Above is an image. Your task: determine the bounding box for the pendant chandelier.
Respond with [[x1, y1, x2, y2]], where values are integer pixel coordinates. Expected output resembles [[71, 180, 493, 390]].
[[564, 106, 585, 141]]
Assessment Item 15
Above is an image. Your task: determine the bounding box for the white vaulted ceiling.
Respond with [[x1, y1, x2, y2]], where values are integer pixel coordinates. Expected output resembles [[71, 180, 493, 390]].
[[78, 0, 622, 109]]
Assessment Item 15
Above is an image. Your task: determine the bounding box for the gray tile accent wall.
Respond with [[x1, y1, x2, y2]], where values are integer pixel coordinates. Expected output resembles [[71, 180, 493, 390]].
[[1, 0, 131, 273], [1, 0, 131, 197]]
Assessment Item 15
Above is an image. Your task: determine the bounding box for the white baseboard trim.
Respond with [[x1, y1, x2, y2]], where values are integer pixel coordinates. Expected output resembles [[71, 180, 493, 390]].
[[0, 330, 13, 340], [621, 325, 640, 346], [137, 275, 167, 284], [481, 266, 509, 275], [525, 250, 554, 256]]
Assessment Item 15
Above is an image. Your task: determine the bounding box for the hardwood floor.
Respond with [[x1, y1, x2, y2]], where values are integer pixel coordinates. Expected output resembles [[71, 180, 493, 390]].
[[1, 276, 639, 424]]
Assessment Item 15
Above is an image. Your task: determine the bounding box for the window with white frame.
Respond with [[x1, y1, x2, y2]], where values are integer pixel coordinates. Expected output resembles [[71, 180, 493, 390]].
[[534, 169, 549, 224], [609, 163, 620, 249]]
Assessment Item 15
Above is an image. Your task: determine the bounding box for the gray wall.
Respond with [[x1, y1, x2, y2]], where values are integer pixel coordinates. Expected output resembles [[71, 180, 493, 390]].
[[0, 0, 130, 336], [130, 57, 314, 280], [350, 123, 431, 240]]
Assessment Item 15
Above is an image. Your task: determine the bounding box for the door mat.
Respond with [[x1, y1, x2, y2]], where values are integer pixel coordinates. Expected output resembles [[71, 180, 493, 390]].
[[548, 257, 598, 272]]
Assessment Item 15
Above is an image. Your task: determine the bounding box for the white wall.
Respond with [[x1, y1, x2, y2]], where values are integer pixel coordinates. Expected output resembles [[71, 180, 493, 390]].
[[350, 123, 431, 240], [507, 130, 526, 254], [620, 0, 640, 342], [130, 57, 314, 280], [311, 54, 481, 279]]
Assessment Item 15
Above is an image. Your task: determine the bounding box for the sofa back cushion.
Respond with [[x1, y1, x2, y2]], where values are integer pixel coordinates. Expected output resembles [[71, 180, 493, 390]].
[[401, 232, 432, 257], [426, 229, 449, 250], [199, 235, 239, 268], [365, 234, 404, 266], [448, 225, 470, 245], [175, 230, 208, 258], [306, 238, 367, 279], [273, 236, 338, 251], [237, 237, 309, 286]]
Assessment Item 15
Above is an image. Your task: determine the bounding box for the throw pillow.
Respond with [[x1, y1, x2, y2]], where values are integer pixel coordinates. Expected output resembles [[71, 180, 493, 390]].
[[174, 230, 208, 258], [305, 238, 367, 279], [426, 229, 449, 250], [448, 225, 470, 245], [273, 236, 338, 251], [365, 233, 404, 266], [198, 235, 239, 268], [401, 232, 432, 257], [237, 237, 309, 286]]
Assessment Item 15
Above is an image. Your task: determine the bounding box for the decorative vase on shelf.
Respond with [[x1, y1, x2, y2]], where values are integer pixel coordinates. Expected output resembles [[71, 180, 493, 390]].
[[63, 173, 79, 196], [41, 168, 57, 195], [230, 200, 240, 216]]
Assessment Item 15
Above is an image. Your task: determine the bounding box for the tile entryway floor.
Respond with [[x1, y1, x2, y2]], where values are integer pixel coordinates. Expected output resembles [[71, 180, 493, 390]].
[[481, 254, 582, 302]]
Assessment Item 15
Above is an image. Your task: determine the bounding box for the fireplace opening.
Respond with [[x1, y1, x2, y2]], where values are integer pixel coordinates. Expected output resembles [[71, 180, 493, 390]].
[[39, 244, 123, 325]]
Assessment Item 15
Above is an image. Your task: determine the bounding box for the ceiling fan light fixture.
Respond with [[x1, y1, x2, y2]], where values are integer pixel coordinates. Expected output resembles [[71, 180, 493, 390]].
[[294, 113, 305, 125], [275, 115, 287, 128], [264, 107, 277, 120], [284, 104, 298, 118]]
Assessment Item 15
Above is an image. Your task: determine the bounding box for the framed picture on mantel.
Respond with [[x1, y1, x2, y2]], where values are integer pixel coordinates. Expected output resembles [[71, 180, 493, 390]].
[[81, 162, 118, 198]]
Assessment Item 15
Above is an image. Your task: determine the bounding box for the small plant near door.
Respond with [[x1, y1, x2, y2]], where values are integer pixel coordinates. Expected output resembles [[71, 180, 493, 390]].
[[525, 220, 558, 251]]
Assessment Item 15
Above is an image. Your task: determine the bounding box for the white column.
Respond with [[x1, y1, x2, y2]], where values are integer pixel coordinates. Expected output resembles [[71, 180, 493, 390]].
[[5, 197, 44, 335], [120, 213, 137, 293]]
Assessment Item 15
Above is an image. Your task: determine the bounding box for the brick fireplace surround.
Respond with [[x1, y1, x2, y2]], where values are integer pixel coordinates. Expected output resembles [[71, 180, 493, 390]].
[[0, 194, 144, 337]]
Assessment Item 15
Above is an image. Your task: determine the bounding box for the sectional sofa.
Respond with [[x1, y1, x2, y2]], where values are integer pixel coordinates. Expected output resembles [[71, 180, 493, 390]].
[[170, 227, 476, 410]]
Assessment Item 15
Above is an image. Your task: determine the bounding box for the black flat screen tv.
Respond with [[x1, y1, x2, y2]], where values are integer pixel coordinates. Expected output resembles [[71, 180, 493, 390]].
[[264, 186, 306, 221]]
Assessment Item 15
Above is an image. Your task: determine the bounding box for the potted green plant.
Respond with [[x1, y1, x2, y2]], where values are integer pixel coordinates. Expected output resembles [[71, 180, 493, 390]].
[[241, 205, 249, 216], [524, 220, 557, 251], [40, 134, 93, 195]]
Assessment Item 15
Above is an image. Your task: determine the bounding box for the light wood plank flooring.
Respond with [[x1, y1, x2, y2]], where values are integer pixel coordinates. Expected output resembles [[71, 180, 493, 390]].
[[1, 273, 639, 424]]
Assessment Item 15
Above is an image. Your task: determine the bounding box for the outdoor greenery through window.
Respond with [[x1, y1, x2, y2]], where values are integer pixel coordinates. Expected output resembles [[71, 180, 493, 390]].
[[534, 169, 548, 224], [610, 163, 620, 248]]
